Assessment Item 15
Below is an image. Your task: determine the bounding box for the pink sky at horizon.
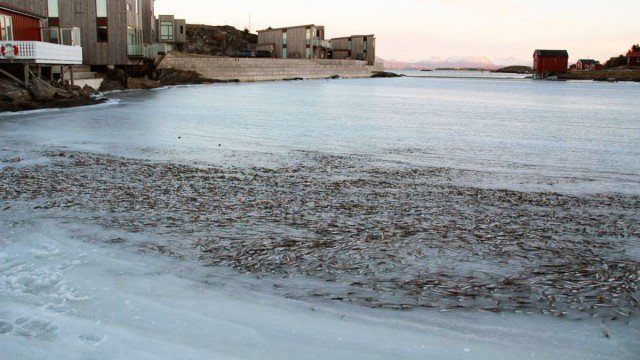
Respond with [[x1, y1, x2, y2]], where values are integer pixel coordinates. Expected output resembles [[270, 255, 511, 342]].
[[155, 0, 639, 63]]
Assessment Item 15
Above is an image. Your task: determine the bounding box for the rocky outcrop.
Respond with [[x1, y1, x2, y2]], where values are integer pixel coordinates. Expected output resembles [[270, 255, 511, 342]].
[[98, 69, 127, 92], [371, 71, 404, 78], [493, 66, 533, 74], [0, 77, 102, 113], [157, 68, 217, 86], [186, 24, 258, 57], [28, 77, 58, 100], [98, 67, 219, 92]]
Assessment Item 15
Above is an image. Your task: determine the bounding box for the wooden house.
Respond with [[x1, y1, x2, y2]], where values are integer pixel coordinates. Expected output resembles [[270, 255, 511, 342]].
[[0, 2, 83, 87], [533, 50, 569, 77], [0, 2, 45, 41], [628, 51, 640, 68], [257, 25, 329, 59], [1, 0, 175, 67], [576, 59, 601, 71], [330, 35, 375, 65]]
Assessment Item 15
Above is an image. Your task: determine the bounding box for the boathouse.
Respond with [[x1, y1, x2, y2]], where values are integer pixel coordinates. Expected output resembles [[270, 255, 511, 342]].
[[533, 50, 569, 77], [0, 2, 82, 87]]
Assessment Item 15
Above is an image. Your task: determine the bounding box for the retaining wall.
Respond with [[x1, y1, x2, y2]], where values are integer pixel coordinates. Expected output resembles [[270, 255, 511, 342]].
[[159, 55, 384, 82]]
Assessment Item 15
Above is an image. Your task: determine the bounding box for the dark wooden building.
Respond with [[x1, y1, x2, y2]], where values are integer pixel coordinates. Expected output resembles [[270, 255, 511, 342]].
[[331, 35, 376, 65], [1, 0, 176, 67], [628, 51, 640, 68], [533, 50, 569, 77], [0, 2, 45, 41], [257, 25, 328, 60]]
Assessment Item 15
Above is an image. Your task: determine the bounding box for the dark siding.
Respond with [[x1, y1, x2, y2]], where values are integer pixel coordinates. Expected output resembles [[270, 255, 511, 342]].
[[0, 1, 47, 16], [2, 0, 156, 66], [533, 56, 568, 74]]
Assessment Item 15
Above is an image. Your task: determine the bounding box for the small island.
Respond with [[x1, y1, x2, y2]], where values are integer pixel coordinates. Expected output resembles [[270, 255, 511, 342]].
[[493, 66, 533, 74]]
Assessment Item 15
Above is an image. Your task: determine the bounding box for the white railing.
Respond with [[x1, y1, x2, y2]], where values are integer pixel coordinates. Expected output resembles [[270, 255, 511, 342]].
[[0, 41, 83, 64]]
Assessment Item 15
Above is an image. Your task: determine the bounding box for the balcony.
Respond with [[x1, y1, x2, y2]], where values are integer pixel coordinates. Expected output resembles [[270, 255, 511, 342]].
[[128, 43, 173, 59], [313, 39, 331, 49], [0, 41, 82, 64]]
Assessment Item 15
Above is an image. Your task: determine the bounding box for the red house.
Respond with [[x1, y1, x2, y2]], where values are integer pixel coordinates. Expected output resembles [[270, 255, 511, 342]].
[[0, 2, 44, 42], [628, 51, 640, 68], [533, 50, 569, 77], [576, 59, 601, 71]]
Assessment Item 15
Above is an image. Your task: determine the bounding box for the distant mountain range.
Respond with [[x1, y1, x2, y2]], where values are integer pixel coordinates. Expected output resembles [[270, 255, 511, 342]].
[[378, 56, 530, 70]]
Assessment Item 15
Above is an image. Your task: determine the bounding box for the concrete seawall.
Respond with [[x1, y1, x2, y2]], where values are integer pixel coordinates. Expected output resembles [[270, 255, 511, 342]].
[[159, 54, 384, 82]]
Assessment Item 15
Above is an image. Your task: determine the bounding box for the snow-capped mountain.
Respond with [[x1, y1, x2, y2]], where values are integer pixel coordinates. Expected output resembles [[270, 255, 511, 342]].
[[380, 55, 529, 70]]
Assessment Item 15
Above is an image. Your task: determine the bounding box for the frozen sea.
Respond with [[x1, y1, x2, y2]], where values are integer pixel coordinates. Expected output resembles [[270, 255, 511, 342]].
[[1, 76, 639, 359]]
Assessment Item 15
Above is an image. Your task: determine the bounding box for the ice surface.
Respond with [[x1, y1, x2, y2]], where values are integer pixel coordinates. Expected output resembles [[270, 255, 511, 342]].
[[1, 78, 640, 358], [0, 78, 638, 194], [0, 214, 638, 359]]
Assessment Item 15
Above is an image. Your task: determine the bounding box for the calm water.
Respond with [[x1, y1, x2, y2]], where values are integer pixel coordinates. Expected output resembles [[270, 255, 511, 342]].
[[1, 77, 639, 194]]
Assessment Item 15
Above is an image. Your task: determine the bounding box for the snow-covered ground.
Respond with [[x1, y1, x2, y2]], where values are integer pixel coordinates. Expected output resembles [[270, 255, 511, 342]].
[[1, 210, 638, 359]]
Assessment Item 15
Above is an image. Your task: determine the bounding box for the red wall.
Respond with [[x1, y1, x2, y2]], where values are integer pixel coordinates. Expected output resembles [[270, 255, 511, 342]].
[[628, 52, 640, 67], [534, 56, 569, 73], [0, 9, 41, 41]]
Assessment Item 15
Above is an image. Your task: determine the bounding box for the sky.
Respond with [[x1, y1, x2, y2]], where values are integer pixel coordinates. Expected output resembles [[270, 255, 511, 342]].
[[155, 0, 640, 63]]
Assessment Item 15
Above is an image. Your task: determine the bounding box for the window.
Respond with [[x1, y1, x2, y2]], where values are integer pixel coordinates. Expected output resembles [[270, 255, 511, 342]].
[[96, 0, 108, 42], [160, 21, 173, 40], [127, 27, 137, 44], [282, 31, 287, 46], [282, 48, 287, 59], [180, 26, 184, 34], [0, 16, 13, 41], [136, 0, 140, 13], [46, 26, 60, 43], [363, 38, 368, 51], [96, 0, 107, 18], [348, 39, 352, 50], [126, 4, 132, 11], [97, 26, 108, 42], [127, 26, 139, 55], [306, 28, 311, 46], [305, 48, 311, 59], [48, 0, 59, 18]]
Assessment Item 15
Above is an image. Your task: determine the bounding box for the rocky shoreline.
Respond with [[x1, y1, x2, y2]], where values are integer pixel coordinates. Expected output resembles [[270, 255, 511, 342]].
[[0, 76, 104, 113], [1, 150, 638, 320], [98, 68, 224, 92], [0, 68, 224, 114], [558, 69, 640, 82], [0, 67, 397, 113]]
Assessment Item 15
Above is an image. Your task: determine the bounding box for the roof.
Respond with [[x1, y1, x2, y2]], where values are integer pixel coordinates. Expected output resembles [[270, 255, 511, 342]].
[[0, 2, 46, 19], [627, 51, 640, 57], [533, 50, 569, 58], [331, 35, 375, 40], [578, 59, 598, 64], [257, 24, 324, 33]]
